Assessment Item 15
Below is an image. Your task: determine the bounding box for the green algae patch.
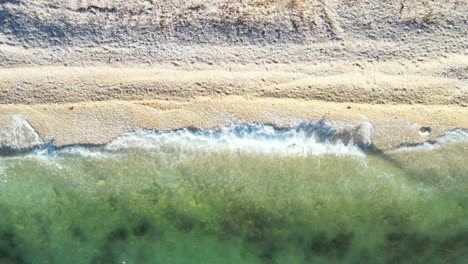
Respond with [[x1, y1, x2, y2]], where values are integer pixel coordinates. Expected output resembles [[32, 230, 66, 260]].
[[0, 144, 467, 263]]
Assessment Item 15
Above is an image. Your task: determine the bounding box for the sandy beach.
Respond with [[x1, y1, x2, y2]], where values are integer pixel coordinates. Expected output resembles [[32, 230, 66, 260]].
[[0, 0, 467, 150]]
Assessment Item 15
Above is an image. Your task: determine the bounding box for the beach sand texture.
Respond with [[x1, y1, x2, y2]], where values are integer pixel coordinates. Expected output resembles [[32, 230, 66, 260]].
[[0, 0, 467, 149]]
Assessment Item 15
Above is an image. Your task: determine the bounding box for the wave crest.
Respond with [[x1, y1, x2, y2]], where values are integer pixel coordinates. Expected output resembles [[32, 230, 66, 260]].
[[106, 123, 369, 157]]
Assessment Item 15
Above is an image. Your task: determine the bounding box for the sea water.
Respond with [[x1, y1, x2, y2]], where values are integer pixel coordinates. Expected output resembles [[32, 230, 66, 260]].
[[0, 124, 467, 263]]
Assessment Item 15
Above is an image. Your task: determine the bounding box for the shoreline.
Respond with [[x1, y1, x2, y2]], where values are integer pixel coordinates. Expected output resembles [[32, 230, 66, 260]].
[[1, 97, 467, 152]]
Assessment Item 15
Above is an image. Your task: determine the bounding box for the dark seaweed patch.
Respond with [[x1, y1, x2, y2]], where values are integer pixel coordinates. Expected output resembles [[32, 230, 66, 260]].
[[165, 209, 205, 233], [92, 228, 129, 264], [219, 202, 277, 242], [70, 226, 86, 242], [107, 228, 128, 243], [107, 196, 118, 211], [386, 232, 433, 262], [0, 231, 24, 264], [306, 233, 353, 259], [132, 221, 150, 237]]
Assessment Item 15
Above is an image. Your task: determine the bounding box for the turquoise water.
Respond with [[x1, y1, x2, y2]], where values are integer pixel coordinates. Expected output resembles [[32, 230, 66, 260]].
[[0, 125, 467, 263]]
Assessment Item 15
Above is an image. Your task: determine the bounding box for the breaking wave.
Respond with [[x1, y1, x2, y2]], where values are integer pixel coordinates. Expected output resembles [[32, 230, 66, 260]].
[[105, 123, 367, 157], [0, 159, 5, 183], [2, 119, 466, 158], [0, 115, 43, 149], [8, 122, 372, 158], [393, 129, 468, 152]]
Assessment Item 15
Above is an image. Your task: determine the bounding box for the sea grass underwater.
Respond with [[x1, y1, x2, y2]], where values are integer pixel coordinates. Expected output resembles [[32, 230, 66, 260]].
[[0, 127, 467, 264]]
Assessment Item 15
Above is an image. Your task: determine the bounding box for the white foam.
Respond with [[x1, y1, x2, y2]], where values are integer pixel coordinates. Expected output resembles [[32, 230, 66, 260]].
[[0, 159, 6, 183], [357, 119, 374, 147], [57, 146, 107, 158], [393, 129, 468, 152], [106, 124, 365, 157], [0, 115, 43, 149]]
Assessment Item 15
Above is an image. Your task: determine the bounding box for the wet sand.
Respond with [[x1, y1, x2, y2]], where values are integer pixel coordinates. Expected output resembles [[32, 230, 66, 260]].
[[1, 97, 467, 151]]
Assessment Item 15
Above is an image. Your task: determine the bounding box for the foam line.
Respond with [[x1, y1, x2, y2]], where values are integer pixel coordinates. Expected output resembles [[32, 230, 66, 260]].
[[393, 129, 468, 152], [105, 123, 366, 157]]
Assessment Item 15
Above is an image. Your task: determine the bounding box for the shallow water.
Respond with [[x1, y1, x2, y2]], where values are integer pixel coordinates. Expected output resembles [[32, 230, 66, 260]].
[[0, 124, 467, 264]]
